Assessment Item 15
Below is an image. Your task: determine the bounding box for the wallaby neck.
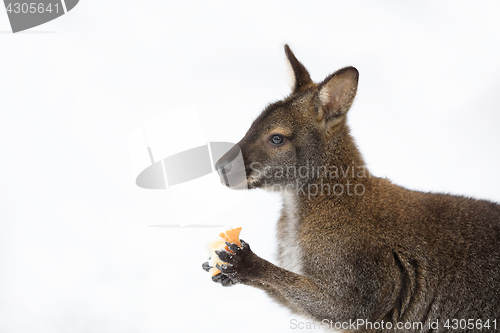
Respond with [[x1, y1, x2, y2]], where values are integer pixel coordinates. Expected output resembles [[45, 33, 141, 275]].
[[327, 129, 367, 177]]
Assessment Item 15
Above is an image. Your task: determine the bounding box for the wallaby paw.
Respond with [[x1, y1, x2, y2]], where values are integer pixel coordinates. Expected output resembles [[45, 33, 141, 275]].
[[215, 239, 256, 282]]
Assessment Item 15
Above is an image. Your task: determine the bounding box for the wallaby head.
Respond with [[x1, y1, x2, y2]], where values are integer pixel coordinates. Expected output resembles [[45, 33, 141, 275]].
[[216, 45, 362, 191]]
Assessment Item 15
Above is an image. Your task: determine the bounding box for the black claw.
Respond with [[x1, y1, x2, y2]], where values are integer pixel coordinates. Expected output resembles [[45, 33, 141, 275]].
[[215, 250, 231, 262], [240, 239, 250, 250], [225, 241, 240, 253], [202, 261, 212, 272], [221, 275, 232, 286], [212, 273, 222, 282], [210, 270, 235, 286]]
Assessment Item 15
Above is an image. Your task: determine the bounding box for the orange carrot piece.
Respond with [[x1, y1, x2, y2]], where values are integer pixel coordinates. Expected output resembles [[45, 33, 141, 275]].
[[219, 227, 242, 247]]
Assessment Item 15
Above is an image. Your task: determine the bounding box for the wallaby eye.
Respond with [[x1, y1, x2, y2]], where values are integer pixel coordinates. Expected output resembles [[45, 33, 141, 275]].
[[269, 134, 285, 146]]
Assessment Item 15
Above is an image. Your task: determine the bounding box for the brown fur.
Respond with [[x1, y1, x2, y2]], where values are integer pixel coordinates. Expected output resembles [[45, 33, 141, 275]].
[[207, 45, 500, 332]]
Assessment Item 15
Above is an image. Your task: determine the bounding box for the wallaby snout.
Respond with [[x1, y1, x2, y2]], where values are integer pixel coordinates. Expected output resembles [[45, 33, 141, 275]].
[[215, 144, 247, 189]]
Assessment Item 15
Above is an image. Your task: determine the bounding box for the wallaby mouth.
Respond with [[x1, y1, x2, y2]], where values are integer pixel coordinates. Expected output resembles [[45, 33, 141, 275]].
[[215, 144, 248, 189]]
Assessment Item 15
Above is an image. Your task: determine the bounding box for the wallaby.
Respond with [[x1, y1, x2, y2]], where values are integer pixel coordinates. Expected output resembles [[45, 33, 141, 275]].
[[202, 45, 500, 332]]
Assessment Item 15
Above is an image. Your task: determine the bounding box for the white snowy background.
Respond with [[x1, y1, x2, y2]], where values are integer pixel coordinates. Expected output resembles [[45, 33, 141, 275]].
[[1, 1, 500, 332]]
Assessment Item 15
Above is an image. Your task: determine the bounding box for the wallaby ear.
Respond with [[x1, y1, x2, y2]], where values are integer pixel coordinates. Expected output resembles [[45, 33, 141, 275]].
[[284, 44, 313, 92], [318, 66, 359, 120]]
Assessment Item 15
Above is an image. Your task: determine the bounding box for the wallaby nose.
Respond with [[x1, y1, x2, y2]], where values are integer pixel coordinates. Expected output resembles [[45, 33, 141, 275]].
[[215, 144, 240, 176], [215, 144, 247, 188], [215, 159, 231, 176]]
